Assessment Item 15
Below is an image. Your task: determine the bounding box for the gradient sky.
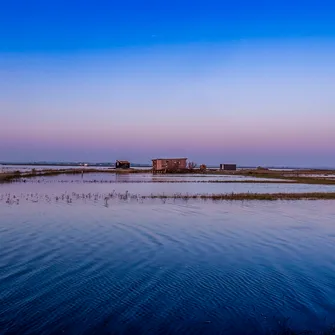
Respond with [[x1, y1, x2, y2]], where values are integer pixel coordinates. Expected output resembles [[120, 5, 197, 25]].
[[1, 0, 335, 166]]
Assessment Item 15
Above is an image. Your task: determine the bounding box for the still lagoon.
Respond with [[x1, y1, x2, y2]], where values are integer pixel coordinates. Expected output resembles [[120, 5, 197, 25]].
[[1, 174, 335, 334]]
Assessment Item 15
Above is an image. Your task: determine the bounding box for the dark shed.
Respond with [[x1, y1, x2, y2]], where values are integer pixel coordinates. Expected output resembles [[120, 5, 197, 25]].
[[220, 164, 237, 171], [116, 160, 130, 169]]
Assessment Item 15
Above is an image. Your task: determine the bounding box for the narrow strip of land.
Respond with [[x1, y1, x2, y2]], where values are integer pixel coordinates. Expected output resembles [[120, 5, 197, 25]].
[[9, 179, 295, 184], [142, 192, 335, 200], [2, 191, 335, 203]]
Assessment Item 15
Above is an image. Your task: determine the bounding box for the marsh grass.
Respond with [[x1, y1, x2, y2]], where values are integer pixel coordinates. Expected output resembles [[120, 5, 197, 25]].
[[207, 169, 335, 185], [249, 174, 335, 185], [2, 191, 335, 205], [0, 172, 20, 182]]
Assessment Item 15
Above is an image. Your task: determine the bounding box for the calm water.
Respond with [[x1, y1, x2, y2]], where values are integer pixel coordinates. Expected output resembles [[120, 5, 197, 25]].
[[1, 179, 335, 334], [0, 165, 97, 173], [20, 172, 291, 182], [3, 173, 335, 196]]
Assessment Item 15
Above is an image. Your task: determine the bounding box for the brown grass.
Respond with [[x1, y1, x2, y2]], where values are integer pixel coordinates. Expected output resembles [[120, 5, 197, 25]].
[[208, 169, 335, 185], [0, 172, 21, 182], [1, 168, 151, 181]]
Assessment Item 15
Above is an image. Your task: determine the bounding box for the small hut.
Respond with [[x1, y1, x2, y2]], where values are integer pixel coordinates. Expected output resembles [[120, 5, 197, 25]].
[[220, 164, 237, 171], [152, 158, 187, 173], [115, 160, 130, 169]]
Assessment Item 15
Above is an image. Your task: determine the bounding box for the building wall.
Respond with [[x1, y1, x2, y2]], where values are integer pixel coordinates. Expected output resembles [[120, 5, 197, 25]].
[[116, 161, 130, 169], [220, 164, 237, 171], [153, 158, 187, 171]]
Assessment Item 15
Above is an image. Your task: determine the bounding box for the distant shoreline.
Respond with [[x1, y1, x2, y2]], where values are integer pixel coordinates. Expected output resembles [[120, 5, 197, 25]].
[[1, 162, 334, 170], [1, 167, 335, 185]]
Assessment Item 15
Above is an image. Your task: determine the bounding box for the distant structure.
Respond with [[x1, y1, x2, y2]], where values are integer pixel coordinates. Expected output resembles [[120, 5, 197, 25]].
[[200, 164, 207, 171], [152, 158, 187, 173], [115, 160, 130, 169], [220, 164, 237, 171], [257, 166, 269, 171]]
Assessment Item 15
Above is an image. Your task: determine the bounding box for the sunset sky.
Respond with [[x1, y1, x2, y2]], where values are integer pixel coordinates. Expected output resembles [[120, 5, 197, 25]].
[[1, 0, 334, 166]]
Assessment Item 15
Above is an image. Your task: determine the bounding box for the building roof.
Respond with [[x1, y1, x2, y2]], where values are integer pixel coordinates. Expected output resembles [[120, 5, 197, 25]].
[[116, 160, 130, 164], [152, 158, 187, 161]]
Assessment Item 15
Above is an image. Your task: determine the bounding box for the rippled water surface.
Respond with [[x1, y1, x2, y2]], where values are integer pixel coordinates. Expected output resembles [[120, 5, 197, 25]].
[[1, 179, 335, 335], [3, 173, 335, 196]]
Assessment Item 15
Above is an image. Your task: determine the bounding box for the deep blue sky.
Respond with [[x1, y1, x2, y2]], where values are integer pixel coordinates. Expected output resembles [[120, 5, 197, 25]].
[[2, 1, 334, 52], [1, 1, 335, 166]]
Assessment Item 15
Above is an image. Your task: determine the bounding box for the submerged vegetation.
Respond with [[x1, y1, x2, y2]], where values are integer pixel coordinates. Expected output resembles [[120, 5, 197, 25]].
[[2, 191, 335, 206], [1, 167, 335, 205]]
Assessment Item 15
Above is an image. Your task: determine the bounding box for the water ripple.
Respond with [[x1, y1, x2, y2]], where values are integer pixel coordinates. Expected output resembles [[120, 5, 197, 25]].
[[1, 198, 335, 334]]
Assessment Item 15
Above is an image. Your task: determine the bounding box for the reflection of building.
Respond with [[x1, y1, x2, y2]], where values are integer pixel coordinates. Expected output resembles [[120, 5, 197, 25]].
[[152, 158, 187, 172], [220, 164, 237, 171], [115, 160, 130, 169]]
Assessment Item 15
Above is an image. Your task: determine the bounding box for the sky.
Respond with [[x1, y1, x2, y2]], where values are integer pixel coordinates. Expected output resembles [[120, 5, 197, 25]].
[[1, 0, 335, 167]]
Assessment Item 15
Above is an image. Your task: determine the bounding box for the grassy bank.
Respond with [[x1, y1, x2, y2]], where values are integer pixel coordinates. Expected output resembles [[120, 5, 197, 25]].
[[12, 179, 298, 184], [237, 169, 335, 185], [21, 168, 151, 177], [0, 168, 151, 182], [0, 172, 20, 182], [203, 169, 335, 185]]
